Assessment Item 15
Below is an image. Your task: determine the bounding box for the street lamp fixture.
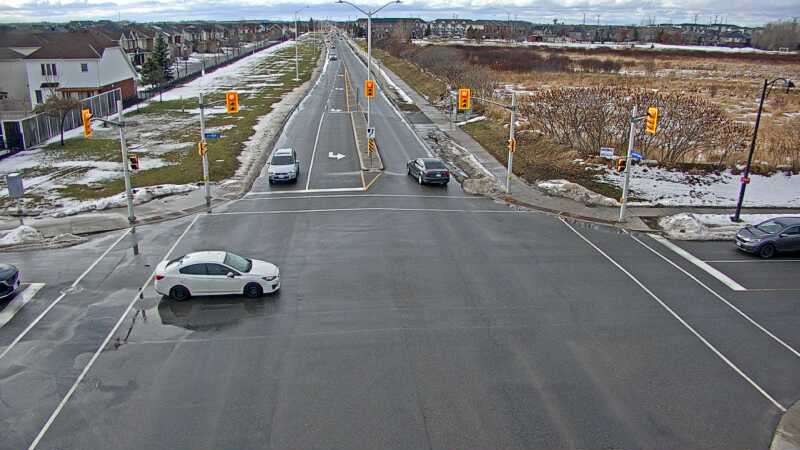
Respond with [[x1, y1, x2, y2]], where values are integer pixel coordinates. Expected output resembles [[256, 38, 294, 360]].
[[335, 0, 401, 131], [730, 77, 793, 222], [294, 5, 310, 81]]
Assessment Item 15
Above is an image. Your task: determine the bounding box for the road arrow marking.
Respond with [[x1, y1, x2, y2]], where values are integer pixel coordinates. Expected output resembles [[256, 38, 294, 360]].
[[328, 152, 345, 160]]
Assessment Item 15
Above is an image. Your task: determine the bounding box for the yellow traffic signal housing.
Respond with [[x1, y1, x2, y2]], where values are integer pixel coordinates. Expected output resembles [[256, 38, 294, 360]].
[[129, 154, 140, 171], [364, 79, 375, 98], [198, 141, 207, 156], [226, 91, 239, 113], [458, 88, 471, 110], [81, 108, 93, 137], [507, 138, 516, 153], [645, 106, 658, 134]]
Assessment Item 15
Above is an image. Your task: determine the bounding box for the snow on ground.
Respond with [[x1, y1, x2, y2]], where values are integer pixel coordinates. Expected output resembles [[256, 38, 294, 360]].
[[456, 115, 486, 126], [376, 66, 413, 104], [538, 179, 620, 207], [0, 225, 43, 246], [52, 184, 197, 217], [659, 213, 788, 240], [597, 166, 800, 207], [159, 39, 296, 101]]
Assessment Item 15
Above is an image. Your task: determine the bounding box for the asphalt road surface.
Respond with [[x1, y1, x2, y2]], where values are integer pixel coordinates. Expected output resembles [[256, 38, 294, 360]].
[[1, 36, 799, 450]]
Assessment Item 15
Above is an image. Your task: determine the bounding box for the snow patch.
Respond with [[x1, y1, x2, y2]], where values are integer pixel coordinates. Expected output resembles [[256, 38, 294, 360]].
[[658, 213, 786, 240], [538, 179, 620, 207], [377, 65, 413, 104], [456, 115, 486, 126], [53, 184, 197, 217], [0, 225, 43, 246]]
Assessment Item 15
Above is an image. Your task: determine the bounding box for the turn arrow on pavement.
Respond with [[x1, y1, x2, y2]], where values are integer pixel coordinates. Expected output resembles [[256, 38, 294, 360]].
[[328, 152, 345, 160]]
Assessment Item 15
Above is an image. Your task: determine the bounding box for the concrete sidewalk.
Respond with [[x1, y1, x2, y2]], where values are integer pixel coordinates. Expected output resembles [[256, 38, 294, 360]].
[[366, 52, 800, 231]]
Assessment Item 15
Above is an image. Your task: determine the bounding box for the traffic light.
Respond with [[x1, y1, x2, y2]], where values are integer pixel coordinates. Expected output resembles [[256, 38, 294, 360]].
[[128, 154, 140, 171], [364, 79, 375, 98], [81, 108, 93, 138], [458, 88, 471, 110], [197, 141, 207, 156], [616, 157, 626, 172], [645, 106, 658, 134], [507, 137, 516, 153], [226, 91, 239, 113]]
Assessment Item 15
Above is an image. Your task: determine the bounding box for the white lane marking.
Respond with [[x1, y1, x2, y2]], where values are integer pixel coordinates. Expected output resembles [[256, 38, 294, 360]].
[[704, 259, 800, 263], [27, 215, 200, 450], [650, 235, 747, 291], [0, 283, 45, 329], [0, 228, 131, 362], [242, 193, 487, 201], [305, 112, 326, 191], [249, 187, 365, 195], [213, 207, 520, 216], [560, 219, 786, 412], [629, 232, 800, 360]]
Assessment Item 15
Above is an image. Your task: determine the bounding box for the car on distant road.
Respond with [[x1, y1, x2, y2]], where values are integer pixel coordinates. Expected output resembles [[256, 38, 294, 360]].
[[154, 251, 280, 300], [407, 158, 450, 185], [735, 216, 800, 258], [0, 264, 20, 301], [267, 147, 299, 183], [329, 52, 337, 60]]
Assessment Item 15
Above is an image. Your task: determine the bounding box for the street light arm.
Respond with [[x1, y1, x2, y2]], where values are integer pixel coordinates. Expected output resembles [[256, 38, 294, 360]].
[[293, 5, 309, 15], [372, 0, 401, 15], [336, 0, 369, 16]]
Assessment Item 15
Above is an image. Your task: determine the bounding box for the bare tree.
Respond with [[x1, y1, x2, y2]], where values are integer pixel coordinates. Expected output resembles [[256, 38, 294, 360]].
[[34, 92, 82, 146]]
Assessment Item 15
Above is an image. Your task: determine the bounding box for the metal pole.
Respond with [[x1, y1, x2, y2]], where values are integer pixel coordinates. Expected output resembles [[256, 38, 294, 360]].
[[199, 92, 211, 211], [732, 78, 768, 222], [295, 14, 300, 81], [366, 13, 372, 130], [118, 99, 135, 224], [619, 105, 637, 222], [16, 199, 23, 226], [506, 92, 516, 194]]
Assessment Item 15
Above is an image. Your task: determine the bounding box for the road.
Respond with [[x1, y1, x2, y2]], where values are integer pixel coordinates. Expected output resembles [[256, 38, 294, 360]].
[[1, 35, 799, 450]]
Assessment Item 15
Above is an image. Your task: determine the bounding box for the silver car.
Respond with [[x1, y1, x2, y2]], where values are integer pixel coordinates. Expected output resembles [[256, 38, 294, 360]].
[[267, 148, 300, 183], [735, 216, 800, 258]]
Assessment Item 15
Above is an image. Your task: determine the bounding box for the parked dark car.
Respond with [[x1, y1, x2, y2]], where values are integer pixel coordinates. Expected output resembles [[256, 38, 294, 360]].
[[407, 158, 450, 186], [0, 264, 21, 301], [735, 217, 800, 258]]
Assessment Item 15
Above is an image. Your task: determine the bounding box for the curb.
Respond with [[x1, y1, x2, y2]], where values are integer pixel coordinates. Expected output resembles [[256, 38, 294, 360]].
[[772, 400, 800, 450]]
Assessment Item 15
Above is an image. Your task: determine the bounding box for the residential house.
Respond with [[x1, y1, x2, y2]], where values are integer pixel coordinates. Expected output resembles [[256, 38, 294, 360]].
[[356, 18, 426, 41], [0, 29, 138, 113]]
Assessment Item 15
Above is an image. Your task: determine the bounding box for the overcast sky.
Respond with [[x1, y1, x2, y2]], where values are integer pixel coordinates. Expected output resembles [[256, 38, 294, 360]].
[[1, 0, 798, 27]]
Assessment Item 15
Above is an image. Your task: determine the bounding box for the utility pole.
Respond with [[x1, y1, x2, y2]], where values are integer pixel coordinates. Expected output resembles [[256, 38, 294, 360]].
[[294, 6, 308, 81]]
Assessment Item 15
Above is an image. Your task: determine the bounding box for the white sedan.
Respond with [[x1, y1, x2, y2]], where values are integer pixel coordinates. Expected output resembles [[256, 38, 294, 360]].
[[154, 251, 280, 300]]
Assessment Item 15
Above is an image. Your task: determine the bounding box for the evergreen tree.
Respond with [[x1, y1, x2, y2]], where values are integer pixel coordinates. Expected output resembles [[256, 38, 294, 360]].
[[151, 33, 173, 81], [425, 23, 431, 37]]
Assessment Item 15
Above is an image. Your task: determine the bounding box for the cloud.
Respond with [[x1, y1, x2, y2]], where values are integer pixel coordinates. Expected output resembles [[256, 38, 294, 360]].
[[0, 0, 797, 26]]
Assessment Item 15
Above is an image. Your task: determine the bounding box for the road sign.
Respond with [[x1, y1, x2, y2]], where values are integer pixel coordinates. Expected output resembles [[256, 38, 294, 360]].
[[204, 133, 222, 139], [599, 147, 614, 159], [367, 138, 376, 153], [631, 151, 643, 160], [367, 127, 375, 139]]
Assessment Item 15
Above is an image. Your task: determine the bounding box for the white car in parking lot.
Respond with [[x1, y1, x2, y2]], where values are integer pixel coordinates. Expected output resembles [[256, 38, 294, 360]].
[[154, 251, 280, 300]]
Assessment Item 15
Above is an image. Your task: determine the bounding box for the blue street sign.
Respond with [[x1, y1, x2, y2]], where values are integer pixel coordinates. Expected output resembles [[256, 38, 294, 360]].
[[631, 151, 643, 160], [204, 133, 221, 139]]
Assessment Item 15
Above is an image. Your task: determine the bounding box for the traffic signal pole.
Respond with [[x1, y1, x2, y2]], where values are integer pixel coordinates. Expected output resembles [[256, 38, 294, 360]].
[[199, 92, 211, 211], [117, 99, 135, 224], [506, 92, 516, 194], [619, 105, 642, 222]]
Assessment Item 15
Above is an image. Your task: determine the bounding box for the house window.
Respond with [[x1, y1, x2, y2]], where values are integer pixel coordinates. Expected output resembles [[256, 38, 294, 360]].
[[35, 90, 43, 104], [41, 63, 57, 76], [40, 64, 46, 75], [80, 63, 88, 72]]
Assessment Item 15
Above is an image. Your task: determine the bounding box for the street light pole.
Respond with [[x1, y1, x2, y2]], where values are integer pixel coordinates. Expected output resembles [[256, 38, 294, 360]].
[[294, 6, 309, 81], [336, 0, 401, 131], [731, 77, 793, 222], [506, 92, 516, 194]]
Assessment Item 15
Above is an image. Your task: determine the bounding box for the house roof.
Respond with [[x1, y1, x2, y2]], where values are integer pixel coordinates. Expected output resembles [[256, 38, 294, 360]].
[[0, 29, 118, 60], [0, 47, 24, 60]]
